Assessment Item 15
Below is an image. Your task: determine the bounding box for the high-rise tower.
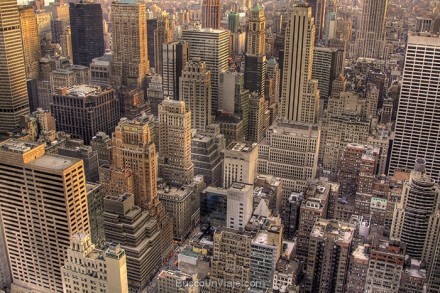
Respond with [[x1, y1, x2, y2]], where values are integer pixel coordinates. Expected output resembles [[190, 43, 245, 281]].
[[69, 2, 105, 67], [280, 3, 319, 123], [111, 0, 149, 88], [389, 34, 440, 182], [162, 41, 189, 100], [179, 58, 212, 131], [355, 0, 388, 59], [308, 0, 326, 41], [202, 0, 221, 29], [247, 4, 266, 56], [0, 140, 90, 292], [182, 28, 230, 113], [158, 99, 194, 186], [154, 13, 173, 75], [19, 6, 41, 80], [0, 0, 30, 131]]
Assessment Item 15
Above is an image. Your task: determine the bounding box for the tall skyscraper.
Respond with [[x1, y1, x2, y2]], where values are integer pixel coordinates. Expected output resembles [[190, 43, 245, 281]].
[[0, 0, 30, 131], [389, 34, 440, 182], [312, 46, 343, 101], [154, 13, 173, 75], [390, 159, 440, 266], [247, 4, 266, 56], [111, 0, 149, 88], [182, 27, 230, 113], [201, 0, 221, 29], [19, 6, 41, 80], [179, 58, 212, 131], [0, 140, 90, 292], [158, 99, 194, 186], [162, 41, 189, 100], [280, 3, 319, 123], [51, 85, 120, 144], [69, 2, 105, 67], [308, 0, 326, 41], [355, 0, 388, 59]]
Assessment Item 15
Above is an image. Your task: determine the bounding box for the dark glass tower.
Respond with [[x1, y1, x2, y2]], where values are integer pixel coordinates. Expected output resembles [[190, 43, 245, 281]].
[[69, 2, 105, 67]]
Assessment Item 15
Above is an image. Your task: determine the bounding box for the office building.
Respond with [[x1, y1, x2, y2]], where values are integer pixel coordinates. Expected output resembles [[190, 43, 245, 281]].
[[157, 270, 199, 293], [0, 140, 90, 292], [158, 99, 194, 186], [218, 70, 250, 133], [295, 179, 332, 263], [19, 6, 41, 80], [308, 0, 326, 41], [103, 193, 171, 291], [389, 34, 440, 182], [180, 58, 212, 131], [0, 0, 30, 131], [191, 124, 225, 186], [111, 0, 149, 88], [51, 85, 120, 144], [210, 228, 253, 293], [147, 73, 164, 116], [228, 12, 240, 33], [244, 54, 267, 96], [58, 141, 99, 182], [280, 3, 319, 123], [346, 244, 369, 293], [226, 183, 254, 230], [247, 4, 266, 55], [247, 92, 265, 142], [364, 238, 405, 292], [223, 141, 258, 188], [258, 122, 320, 196], [355, 0, 388, 59], [69, 2, 105, 67], [147, 18, 157, 68], [154, 13, 173, 75], [158, 177, 205, 241], [162, 41, 189, 100], [201, 0, 221, 29], [312, 46, 343, 101], [90, 52, 112, 87], [91, 132, 112, 166], [390, 159, 440, 265], [182, 27, 229, 113], [61, 233, 129, 293], [86, 183, 105, 246], [306, 219, 355, 292], [428, 237, 440, 292]]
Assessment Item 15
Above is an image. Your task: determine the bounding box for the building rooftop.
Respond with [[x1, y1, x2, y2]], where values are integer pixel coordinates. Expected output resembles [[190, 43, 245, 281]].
[[63, 84, 104, 97], [311, 219, 355, 245], [226, 141, 258, 152], [0, 140, 40, 153], [28, 155, 77, 170]]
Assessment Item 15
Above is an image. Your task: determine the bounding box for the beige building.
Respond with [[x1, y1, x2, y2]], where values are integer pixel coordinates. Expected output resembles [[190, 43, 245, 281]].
[[154, 12, 173, 75], [19, 6, 41, 80], [258, 121, 320, 196], [159, 99, 194, 186], [0, 140, 90, 292], [306, 219, 355, 292], [280, 3, 319, 123], [247, 4, 266, 56], [226, 183, 254, 230], [179, 58, 212, 131], [111, 0, 149, 88], [61, 233, 129, 293], [223, 141, 258, 188], [247, 92, 265, 143], [157, 270, 199, 293], [0, 0, 30, 131]]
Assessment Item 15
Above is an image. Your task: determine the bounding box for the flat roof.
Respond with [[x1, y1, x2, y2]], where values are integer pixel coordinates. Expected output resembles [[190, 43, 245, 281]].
[[28, 155, 79, 170]]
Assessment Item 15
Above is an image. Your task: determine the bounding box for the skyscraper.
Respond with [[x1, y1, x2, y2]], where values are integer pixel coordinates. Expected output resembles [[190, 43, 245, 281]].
[[69, 2, 105, 67], [154, 13, 173, 75], [389, 34, 440, 182], [201, 0, 221, 29], [0, 140, 90, 292], [179, 58, 212, 131], [308, 0, 326, 41], [0, 0, 30, 131], [355, 0, 388, 59], [182, 27, 230, 113], [162, 41, 189, 100], [158, 99, 194, 186], [280, 3, 319, 123], [390, 159, 440, 266], [111, 0, 149, 88], [19, 6, 41, 80], [51, 85, 120, 144]]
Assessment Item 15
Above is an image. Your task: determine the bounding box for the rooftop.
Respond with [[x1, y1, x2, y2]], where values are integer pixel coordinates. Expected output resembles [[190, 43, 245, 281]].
[[227, 141, 258, 152], [28, 155, 77, 170]]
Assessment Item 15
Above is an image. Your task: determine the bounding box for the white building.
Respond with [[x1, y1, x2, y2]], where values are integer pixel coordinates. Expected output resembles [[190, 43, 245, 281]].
[[223, 141, 258, 188], [227, 183, 254, 230], [61, 233, 129, 293], [389, 33, 440, 182]]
